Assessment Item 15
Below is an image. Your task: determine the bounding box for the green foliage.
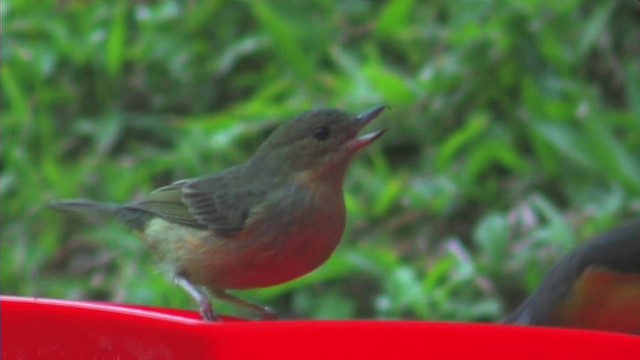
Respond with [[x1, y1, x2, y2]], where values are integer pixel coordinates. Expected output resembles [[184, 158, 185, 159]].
[[3, 0, 639, 321]]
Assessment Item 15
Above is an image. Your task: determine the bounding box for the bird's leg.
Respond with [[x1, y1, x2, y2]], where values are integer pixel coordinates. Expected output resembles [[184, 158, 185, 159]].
[[210, 289, 277, 320], [175, 276, 219, 321]]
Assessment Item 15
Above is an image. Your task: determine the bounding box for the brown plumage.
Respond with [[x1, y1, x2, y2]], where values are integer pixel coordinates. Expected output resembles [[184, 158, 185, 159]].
[[50, 106, 387, 321]]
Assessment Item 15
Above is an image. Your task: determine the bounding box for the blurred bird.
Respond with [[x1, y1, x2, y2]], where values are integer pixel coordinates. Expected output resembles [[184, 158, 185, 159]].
[[504, 219, 640, 334], [50, 106, 387, 321]]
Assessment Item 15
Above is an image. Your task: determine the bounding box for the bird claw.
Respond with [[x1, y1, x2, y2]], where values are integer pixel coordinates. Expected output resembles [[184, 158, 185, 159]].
[[200, 302, 219, 322]]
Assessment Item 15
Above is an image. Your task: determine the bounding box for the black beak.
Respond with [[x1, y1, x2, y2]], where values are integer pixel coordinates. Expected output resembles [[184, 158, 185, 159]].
[[349, 105, 387, 152], [355, 105, 387, 127]]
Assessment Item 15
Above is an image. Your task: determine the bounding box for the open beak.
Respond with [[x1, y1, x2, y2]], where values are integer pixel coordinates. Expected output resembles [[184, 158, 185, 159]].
[[349, 105, 387, 152]]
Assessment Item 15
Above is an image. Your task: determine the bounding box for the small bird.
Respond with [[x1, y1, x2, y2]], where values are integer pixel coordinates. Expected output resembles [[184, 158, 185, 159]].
[[504, 219, 640, 334], [50, 106, 387, 321]]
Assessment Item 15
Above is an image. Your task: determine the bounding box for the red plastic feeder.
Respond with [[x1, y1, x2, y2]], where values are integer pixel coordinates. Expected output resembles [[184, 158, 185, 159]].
[[2, 295, 638, 359]]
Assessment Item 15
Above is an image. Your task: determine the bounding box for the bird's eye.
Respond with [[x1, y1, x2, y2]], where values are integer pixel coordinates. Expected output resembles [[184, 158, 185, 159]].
[[312, 126, 330, 142]]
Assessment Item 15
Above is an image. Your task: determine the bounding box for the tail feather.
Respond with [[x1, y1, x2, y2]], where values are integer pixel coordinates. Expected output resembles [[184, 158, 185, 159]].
[[49, 199, 119, 215], [49, 199, 152, 231]]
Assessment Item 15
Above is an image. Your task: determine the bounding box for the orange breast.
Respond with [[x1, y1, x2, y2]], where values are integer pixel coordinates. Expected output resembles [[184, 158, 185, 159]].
[[553, 268, 640, 334]]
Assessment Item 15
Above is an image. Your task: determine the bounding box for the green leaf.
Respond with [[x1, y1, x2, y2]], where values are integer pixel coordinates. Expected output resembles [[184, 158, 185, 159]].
[[436, 113, 488, 171], [474, 212, 510, 266], [377, 0, 415, 37], [250, 2, 313, 79], [1, 65, 30, 121], [578, 2, 614, 57], [107, 0, 128, 77], [625, 62, 640, 131], [583, 117, 640, 193], [530, 122, 594, 169]]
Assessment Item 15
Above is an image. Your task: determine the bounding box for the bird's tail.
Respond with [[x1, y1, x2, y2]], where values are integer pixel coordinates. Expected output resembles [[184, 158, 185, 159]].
[[49, 199, 150, 231], [49, 199, 120, 216]]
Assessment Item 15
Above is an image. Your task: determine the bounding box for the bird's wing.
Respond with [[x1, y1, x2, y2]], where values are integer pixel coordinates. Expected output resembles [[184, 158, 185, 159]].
[[181, 174, 266, 236], [131, 180, 204, 229], [131, 172, 267, 237]]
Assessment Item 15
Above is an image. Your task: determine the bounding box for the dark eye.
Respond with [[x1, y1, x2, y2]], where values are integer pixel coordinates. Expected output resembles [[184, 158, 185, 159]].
[[312, 126, 330, 141]]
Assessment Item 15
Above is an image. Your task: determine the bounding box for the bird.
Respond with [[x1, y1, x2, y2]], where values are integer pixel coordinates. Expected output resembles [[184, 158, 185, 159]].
[[50, 106, 387, 321], [504, 219, 640, 334]]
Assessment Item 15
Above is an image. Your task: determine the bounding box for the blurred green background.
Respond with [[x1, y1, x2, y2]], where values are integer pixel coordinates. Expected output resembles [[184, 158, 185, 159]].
[[3, 0, 639, 321]]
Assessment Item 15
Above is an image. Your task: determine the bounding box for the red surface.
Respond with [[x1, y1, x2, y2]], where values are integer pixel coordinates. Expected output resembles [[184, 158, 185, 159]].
[[2, 295, 639, 359]]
